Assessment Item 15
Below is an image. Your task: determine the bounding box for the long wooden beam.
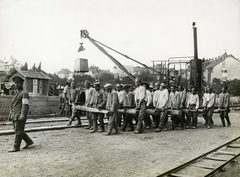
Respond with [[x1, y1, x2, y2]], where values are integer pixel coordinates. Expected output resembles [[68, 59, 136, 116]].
[[74, 105, 225, 116]]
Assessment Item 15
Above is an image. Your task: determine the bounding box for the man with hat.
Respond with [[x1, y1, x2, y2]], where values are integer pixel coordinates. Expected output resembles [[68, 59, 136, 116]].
[[8, 76, 34, 152], [89, 82, 107, 133], [84, 80, 95, 129], [133, 77, 147, 134], [168, 84, 184, 130], [142, 82, 153, 129], [63, 80, 71, 117], [67, 81, 82, 126], [105, 83, 120, 135], [116, 83, 124, 127], [120, 84, 135, 132], [155, 82, 169, 132], [152, 82, 160, 128]]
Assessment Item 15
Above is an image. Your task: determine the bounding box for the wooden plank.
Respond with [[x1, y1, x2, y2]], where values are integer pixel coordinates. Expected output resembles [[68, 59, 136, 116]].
[[227, 145, 240, 148], [189, 164, 215, 170], [216, 151, 237, 156], [169, 173, 193, 177], [203, 157, 228, 162]]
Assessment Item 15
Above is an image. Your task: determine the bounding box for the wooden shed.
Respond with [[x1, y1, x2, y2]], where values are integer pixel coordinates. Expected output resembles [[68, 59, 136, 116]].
[[8, 69, 51, 96]]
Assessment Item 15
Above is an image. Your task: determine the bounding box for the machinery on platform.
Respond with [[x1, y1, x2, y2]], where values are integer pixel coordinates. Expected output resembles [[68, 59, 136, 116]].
[[78, 22, 203, 92]]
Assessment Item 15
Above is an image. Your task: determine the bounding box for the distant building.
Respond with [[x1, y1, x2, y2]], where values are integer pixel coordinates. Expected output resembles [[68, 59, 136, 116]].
[[56, 68, 73, 79], [0, 59, 5, 72], [203, 52, 240, 84], [4, 56, 23, 74], [7, 68, 51, 96]]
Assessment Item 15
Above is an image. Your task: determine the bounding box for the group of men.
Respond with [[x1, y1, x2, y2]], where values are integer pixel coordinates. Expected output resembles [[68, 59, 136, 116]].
[[7, 75, 232, 152], [60, 77, 232, 136]]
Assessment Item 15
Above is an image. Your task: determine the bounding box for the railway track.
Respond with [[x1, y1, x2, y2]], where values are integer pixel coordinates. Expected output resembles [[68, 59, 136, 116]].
[[0, 116, 93, 135], [157, 136, 240, 177]]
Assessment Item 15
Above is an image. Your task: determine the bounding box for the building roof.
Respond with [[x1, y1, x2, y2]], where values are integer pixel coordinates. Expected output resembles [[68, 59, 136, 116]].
[[204, 52, 239, 69], [10, 69, 51, 80]]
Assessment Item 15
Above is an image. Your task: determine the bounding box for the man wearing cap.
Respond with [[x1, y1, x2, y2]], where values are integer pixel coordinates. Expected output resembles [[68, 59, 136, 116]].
[[133, 77, 147, 134], [120, 84, 135, 132], [218, 85, 231, 127], [89, 82, 107, 133], [178, 85, 187, 124], [186, 86, 199, 129], [142, 82, 153, 129], [84, 80, 94, 129], [202, 87, 215, 129], [168, 85, 184, 130], [155, 83, 169, 132], [63, 81, 71, 117], [152, 82, 160, 128], [105, 84, 120, 135], [8, 76, 34, 152], [67, 81, 82, 126], [116, 83, 124, 127]]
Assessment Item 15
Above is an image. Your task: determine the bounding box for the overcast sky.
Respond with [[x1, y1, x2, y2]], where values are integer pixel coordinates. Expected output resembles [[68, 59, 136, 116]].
[[0, 0, 239, 73]]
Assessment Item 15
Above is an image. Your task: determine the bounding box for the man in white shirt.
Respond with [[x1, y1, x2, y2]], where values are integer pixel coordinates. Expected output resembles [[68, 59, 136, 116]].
[[178, 85, 187, 124], [142, 82, 153, 129], [186, 86, 199, 129], [155, 83, 169, 132], [203, 87, 215, 129], [116, 84, 124, 128], [169, 85, 184, 130], [133, 78, 146, 134], [84, 80, 95, 129], [152, 82, 160, 128], [63, 81, 71, 117]]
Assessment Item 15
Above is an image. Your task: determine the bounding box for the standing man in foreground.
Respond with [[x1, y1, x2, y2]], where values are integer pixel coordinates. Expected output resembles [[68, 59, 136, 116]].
[[218, 86, 231, 127], [133, 77, 146, 134], [105, 84, 120, 136], [84, 80, 94, 129], [90, 82, 107, 133], [8, 76, 33, 152]]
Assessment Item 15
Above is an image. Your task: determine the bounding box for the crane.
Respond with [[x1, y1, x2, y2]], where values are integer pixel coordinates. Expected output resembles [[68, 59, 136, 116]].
[[80, 30, 174, 82]]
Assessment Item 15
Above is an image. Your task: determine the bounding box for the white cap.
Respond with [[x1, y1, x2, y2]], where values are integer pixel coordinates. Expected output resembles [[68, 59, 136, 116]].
[[104, 83, 111, 89]]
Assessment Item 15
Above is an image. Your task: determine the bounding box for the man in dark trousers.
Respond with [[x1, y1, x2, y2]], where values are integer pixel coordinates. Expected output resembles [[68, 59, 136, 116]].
[[120, 84, 135, 132], [67, 81, 81, 126], [8, 76, 33, 152], [218, 86, 231, 127], [133, 77, 146, 134], [89, 82, 107, 133]]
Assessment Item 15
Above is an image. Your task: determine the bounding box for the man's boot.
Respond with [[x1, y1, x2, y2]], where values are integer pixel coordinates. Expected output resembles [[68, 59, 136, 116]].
[[22, 133, 34, 149], [99, 119, 105, 132], [90, 120, 97, 133], [221, 118, 226, 127], [8, 134, 22, 152]]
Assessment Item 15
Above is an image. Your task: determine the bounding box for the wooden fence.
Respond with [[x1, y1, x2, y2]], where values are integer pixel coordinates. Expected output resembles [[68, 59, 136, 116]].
[[0, 96, 60, 120]]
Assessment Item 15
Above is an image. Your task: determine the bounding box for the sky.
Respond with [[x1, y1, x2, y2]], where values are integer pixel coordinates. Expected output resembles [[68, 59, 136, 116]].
[[0, 0, 239, 74]]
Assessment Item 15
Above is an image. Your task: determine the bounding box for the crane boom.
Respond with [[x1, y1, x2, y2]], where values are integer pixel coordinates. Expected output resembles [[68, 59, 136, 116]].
[[80, 29, 172, 82]]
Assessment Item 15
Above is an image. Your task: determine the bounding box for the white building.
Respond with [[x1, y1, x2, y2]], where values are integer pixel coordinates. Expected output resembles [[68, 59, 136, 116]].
[[203, 52, 240, 84]]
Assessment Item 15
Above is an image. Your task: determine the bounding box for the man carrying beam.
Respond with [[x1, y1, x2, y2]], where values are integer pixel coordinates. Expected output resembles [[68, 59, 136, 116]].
[[105, 84, 120, 136], [89, 82, 107, 133], [84, 80, 95, 129], [154, 83, 169, 132], [133, 77, 147, 134]]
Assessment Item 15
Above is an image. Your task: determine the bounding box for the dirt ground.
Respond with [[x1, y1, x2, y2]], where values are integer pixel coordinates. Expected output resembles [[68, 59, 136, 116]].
[[0, 112, 240, 177]]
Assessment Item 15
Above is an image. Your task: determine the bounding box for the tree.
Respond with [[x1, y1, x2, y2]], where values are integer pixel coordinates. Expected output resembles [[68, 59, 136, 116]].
[[121, 76, 134, 84], [136, 70, 153, 83], [21, 62, 28, 71], [227, 79, 240, 96], [37, 62, 41, 72], [99, 72, 114, 84], [31, 63, 36, 71]]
